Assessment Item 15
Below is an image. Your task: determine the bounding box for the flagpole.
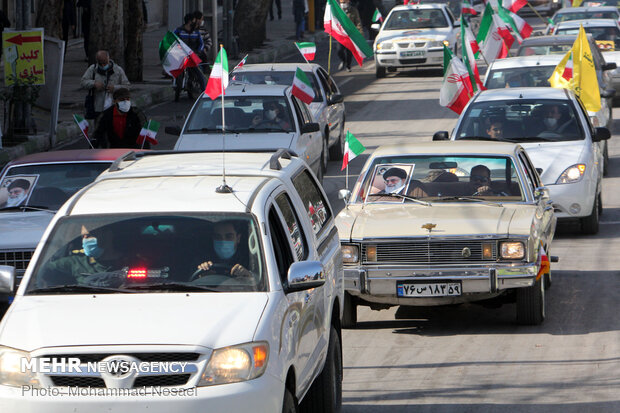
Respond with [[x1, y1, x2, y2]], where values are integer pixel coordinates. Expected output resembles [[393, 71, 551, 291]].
[[526, 2, 549, 25], [74, 116, 94, 149], [328, 35, 333, 75], [140, 120, 148, 150], [216, 44, 232, 194], [83, 130, 94, 149]]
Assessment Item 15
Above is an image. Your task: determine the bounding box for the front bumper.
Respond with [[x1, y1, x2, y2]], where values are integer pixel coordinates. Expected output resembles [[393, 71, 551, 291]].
[[344, 262, 538, 306], [547, 179, 597, 219], [375, 48, 443, 68]]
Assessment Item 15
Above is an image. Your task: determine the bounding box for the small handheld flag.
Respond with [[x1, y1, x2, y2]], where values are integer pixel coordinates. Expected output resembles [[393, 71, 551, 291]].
[[136, 119, 161, 147], [232, 54, 248, 72], [295, 42, 316, 61], [372, 9, 383, 23], [73, 114, 94, 149], [341, 131, 365, 171], [291, 67, 316, 104], [159, 31, 202, 78]]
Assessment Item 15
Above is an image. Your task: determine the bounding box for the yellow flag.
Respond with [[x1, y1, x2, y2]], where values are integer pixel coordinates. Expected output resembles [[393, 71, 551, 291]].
[[572, 0, 584, 6], [548, 25, 600, 112]]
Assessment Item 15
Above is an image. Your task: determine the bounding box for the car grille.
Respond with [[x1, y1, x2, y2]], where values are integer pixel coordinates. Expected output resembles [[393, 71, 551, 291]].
[[362, 240, 498, 264], [399, 58, 427, 64], [397, 42, 410, 48], [50, 376, 106, 388], [414, 42, 426, 48], [134, 374, 191, 387], [0, 249, 34, 291]]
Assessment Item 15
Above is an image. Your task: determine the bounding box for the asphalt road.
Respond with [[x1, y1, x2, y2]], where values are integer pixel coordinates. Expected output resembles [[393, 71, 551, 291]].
[[61, 16, 620, 412]]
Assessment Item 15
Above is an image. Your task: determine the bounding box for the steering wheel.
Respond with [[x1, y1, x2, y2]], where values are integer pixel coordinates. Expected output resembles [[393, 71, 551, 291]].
[[190, 263, 233, 282]]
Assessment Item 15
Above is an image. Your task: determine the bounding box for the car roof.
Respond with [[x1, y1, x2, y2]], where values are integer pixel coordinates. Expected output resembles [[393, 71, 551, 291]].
[[390, 4, 448, 11], [555, 6, 618, 13], [556, 18, 619, 28], [233, 63, 321, 73], [489, 55, 563, 70], [3, 149, 131, 169], [473, 87, 570, 102], [370, 141, 522, 158], [211, 83, 290, 96], [520, 34, 594, 45]]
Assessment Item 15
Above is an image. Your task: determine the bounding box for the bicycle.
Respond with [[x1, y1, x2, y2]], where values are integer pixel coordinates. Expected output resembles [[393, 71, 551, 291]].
[[173, 64, 208, 102]]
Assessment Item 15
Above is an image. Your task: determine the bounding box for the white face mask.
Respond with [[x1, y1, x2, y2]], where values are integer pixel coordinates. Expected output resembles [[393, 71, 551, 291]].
[[340, 2, 349, 10], [265, 109, 277, 120], [543, 117, 557, 128], [117, 100, 131, 113], [385, 180, 405, 194], [6, 192, 27, 207]]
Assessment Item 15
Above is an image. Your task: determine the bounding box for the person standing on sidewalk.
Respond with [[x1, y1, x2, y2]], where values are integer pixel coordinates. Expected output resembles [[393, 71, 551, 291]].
[[91, 88, 149, 149], [80, 50, 130, 120], [293, 0, 306, 41], [337, 0, 362, 71], [270, 0, 282, 21], [76, 0, 90, 61], [62, 0, 76, 52]]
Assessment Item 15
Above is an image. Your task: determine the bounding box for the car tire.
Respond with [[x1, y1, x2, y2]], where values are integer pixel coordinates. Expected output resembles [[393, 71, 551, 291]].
[[603, 141, 609, 176], [329, 121, 345, 161], [544, 271, 552, 290], [299, 325, 342, 413], [342, 292, 357, 329], [376, 65, 386, 78], [580, 194, 600, 235], [598, 192, 603, 216], [516, 276, 545, 325], [282, 387, 297, 413]]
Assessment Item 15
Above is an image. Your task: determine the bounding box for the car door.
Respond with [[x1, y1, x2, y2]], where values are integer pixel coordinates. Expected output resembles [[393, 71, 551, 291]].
[[291, 95, 323, 174], [316, 67, 345, 146]]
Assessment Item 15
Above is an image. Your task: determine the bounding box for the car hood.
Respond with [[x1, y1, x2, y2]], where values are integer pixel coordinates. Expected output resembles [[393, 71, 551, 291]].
[[0, 211, 54, 250], [0, 293, 268, 351], [174, 132, 295, 151], [336, 203, 516, 240], [376, 28, 452, 44], [520, 141, 586, 185]]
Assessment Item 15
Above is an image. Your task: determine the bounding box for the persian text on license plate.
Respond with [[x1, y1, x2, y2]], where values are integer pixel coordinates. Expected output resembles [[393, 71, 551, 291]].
[[400, 51, 425, 57], [397, 282, 461, 297]]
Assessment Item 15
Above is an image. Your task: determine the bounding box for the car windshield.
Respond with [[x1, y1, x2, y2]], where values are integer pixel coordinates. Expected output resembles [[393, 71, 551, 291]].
[[353, 155, 524, 202], [517, 43, 573, 56], [384, 9, 448, 30], [231, 71, 322, 102], [25, 214, 267, 294], [485, 66, 556, 89], [554, 11, 620, 24], [556, 26, 620, 50], [184, 95, 295, 133], [455, 99, 585, 142], [0, 162, 111, 211]]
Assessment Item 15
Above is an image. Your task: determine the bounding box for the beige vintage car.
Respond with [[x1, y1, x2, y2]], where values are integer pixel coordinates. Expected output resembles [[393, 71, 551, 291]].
[[336, 141, 557, 327]]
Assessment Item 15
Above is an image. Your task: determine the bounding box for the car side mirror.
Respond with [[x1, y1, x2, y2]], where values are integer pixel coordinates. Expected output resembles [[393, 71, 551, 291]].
[[301, 122, 320, 134], [165, 125, 181, 136], [536, 167, 543, 175], [328, 93, 344, 105], [593, 127, 611, 142], [534, 186, 550, 201], [338, 189, 352, 204], [371, 23, 380, 31], [0, 265, 15, 294], [601, 89, 616, 98], [453, 20, 460, 27], [286, 261, 325, 292], [602, 61, 617, 71], [432, 131, 449, 141]]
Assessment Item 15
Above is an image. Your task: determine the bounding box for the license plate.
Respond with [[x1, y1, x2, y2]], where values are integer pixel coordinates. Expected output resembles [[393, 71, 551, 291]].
[[397, 282, 461, 297], [400, 51, 425, 57]]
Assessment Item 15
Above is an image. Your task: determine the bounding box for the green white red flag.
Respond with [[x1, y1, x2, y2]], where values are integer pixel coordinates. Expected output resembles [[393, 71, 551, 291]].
[[341, 131, 365, 170], [372, 9, 383, 23], [537, 243, 550, 279], [461, 16, 484, 92], [439, 46, 474, 115], [233, 54, 248, 71], [73, 114, 89, 139], [502, 0, 527, 13], [498, 1, 532, 42], [562, 52, 573, 81], [461, 0, 477, 15], [324, 0, 373, 66], [295, 42, 316, 61], [159, 31, 202, 78], [136, 119, 160, 146], [205, 47, 229, 100], [292, 67, 316, 104], [476, 4, 514, 61], [463, 15, 480, 54]]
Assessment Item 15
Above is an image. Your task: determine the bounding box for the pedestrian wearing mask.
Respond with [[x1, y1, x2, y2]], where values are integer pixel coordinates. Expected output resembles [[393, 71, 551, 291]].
[[91, 88, 148, 149], [337, 0, 363, 71], [192, 10, 213, 70], [80, 50, 130, 120]]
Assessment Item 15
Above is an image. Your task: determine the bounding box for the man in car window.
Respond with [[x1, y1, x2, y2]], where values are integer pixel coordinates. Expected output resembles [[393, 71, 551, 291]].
[[196, 220, 253, 280], [251, 101, 291, 130], [469, 165, 495, 196], [0, 178, 31, 208], [486, 118, 504, 140], [536, 104, 576, 135]]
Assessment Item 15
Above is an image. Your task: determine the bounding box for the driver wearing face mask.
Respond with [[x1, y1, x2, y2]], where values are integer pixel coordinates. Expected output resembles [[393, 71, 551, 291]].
[[196, 221, 253, 280], [251, 101, 291, 130], [0, 179, 31, 208], [91, 88, 150, 149]]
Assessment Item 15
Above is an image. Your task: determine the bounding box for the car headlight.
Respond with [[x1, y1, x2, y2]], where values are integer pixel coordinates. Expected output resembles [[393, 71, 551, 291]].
[[376, 42, 393, 50], [198, 342, 268, 386], [428, 40, 443, 48], [0, 346, 41, 387], [500, 242, 525, 260], [341, 244, 359, 263], [556, 164, 586, 184]]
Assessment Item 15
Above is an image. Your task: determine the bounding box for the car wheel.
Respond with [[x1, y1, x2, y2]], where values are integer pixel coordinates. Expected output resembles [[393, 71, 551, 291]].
[[580, 194, 600, 235], [516, 275, 545, 325], [544, 271, 552, 290], [598, 192, 603, 216], [603, 141, 609, 176], [376, 65, 386, 78], [299, 326, 342, 413], [282, 387, 297, 413], [342, 292, 357, 329], [329, 121, 345, 161]]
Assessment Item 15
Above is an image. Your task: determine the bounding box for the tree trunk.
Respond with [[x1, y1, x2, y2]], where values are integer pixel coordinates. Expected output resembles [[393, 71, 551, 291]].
[[89, 0, 124, 67], [233, 0, 271, 51], [123, 0, 144, 81], [35, 0, 63, 39]]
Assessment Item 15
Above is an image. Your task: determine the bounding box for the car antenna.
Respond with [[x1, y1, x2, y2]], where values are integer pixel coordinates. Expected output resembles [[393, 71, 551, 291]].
[[216, 44, 233, 194]]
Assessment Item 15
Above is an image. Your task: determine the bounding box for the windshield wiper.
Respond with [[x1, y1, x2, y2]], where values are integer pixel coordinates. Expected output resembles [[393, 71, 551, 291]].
[[0, 205, 54, 212], [434, 196, 502, 207], [126, 282, 221, 292], [27, 285, 134, 294], [186, 127, 222, 133], [508, 136, 557, 142], [367, 192, 432, 206]]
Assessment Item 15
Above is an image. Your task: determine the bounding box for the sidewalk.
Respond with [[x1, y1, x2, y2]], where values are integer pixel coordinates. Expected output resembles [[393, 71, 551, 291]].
[[0, 4, 326, 166]]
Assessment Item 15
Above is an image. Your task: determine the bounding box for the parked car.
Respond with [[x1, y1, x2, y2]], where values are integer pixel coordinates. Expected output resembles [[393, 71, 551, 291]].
[[336, 141, 557, 327], [168, 84, 327, 181], [546, 6, 620, 34], [231, 63, 346, 160], [0, 149, 130, 309], [0, 150, 344, 412], [434, 87, 610, 234], [371, 3, 460, 78]]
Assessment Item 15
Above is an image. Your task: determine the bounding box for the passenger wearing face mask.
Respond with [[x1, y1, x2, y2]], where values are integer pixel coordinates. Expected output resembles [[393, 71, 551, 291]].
[[535, 104, 576, 137], [0, 179, 31, 208], [251, 101, 291, 130], [91, 88, 149, 149], [80, 50, 130, 120], [195, 221, 253, 281]]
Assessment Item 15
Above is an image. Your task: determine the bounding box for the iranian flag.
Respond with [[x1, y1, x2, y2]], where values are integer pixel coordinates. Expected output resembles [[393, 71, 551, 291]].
[[136, 120, 161, 146], [537, 243, 550, 280], [324, 0, 374, 66], [562, 52, 573, 81], [296, 42, 316, 61], [476, 4, 514, 61], [73, 114, 89, 139], [502, 0, 527, 13], [498, 1, 532, 42], [341, 131, 366, 171], [159, 31, 202, 78], [205, 47, 229, 100], [232, 54, 248, 71], [461, 16, 484, 92], [372, 9, 383, 23], [292, 67, 316, 104], [461, 0, 477, 16], [439, 46, 473, 115]]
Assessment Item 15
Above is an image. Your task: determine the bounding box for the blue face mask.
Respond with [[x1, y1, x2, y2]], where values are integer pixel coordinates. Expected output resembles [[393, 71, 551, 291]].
[[83, 237, 104, 258], [99, 63, 110, 71], [214, 240, 236, 260]]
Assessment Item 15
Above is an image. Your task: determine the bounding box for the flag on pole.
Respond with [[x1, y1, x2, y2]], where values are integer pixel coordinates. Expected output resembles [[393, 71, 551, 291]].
[[136, 120, 161, 146], [498, 1, 533, 42], [439, 46, 474, 115], [372, 8, 383, 23], [159, 31, 202, 78], [73, 114, 89, 139], [537, 243, 550, 280], [291, 67, 316, 104], [502, 0, 527, 13], [461, 16, 484, 92], [548, 25, 601, 112], [205, 47, 229, 100], [463, 16, 480, 54], [476, 4, 514, 61], [295, 42, 317, 61], [232, 54, 248, 71], [572, 0, 584, 6], [341, 131, 366, 170], [461, 0, 477, 15], [324, 0, 374, 66]]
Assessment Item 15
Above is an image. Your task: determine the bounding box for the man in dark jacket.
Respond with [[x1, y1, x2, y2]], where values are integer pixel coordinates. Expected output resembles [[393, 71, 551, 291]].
[[92, 88, 148, 149]]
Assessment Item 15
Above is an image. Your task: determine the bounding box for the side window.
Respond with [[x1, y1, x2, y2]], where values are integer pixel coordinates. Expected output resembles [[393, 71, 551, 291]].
[[275, 192, 307, 261], [268, 207, 295, 285], [291, 96, 312, 126], [518, 152, 538, 193], [316, 69, 334, 96], [292, 170, 332, 236], [574, 98, 595, 136]]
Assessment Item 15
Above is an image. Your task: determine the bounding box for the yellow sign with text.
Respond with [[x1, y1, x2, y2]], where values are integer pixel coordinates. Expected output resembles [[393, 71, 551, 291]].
[[2, 28, 45, 86]]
